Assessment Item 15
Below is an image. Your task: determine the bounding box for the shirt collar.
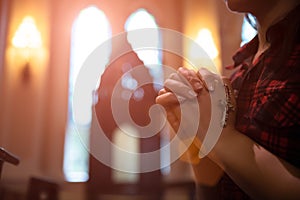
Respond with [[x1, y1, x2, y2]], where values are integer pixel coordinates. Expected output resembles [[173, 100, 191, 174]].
[[228, 4, 300, 69], [227, 36, 258, 69]]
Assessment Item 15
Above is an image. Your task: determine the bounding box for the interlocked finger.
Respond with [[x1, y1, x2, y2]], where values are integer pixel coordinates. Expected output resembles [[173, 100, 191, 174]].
[[177, 67, 206, 93]]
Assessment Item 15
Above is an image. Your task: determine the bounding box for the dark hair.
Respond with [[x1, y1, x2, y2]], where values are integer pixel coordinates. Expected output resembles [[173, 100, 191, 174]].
[[245, 13, 257, 30]]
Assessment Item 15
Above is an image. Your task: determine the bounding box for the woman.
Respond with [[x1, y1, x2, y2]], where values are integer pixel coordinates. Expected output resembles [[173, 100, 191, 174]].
[[156, 0, 300, 199]]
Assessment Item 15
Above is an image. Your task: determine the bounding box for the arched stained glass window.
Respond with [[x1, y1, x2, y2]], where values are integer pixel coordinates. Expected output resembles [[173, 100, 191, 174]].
[[112, 124, 140, 183], [124, 8, 163, 91], [122, 9, 170, 176], [64, 6, 111, 182]]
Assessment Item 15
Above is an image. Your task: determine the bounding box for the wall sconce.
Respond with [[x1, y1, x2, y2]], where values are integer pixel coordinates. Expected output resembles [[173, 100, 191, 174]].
[[195, 28, 218, 60], [188, 28, 220, 72], [12, 16, 42, 83]]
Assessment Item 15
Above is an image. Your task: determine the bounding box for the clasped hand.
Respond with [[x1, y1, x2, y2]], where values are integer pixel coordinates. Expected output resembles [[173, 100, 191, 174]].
[[156, 67, 236, 163]]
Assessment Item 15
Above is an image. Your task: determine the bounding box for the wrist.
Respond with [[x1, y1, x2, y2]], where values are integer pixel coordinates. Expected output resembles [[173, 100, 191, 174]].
[[206, 126, 235, 168]]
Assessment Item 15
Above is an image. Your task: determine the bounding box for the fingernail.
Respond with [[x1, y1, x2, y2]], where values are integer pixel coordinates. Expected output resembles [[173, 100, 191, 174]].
[[207, 82, 215, 92], [188, 90, 197, 98], [177, 95, 186, 103], [207, 79, 219, 92], [194, 82, 203, 91]]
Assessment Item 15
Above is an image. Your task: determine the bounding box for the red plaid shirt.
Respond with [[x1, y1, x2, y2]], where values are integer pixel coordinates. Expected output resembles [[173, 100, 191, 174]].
[[218, 5, 300, 199]]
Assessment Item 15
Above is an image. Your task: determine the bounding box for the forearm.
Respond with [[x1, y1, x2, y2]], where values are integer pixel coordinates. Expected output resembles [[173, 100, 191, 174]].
[[209, 127, 300, 200], [156, 67, 300, 199], [191, 156, 223, 186]]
